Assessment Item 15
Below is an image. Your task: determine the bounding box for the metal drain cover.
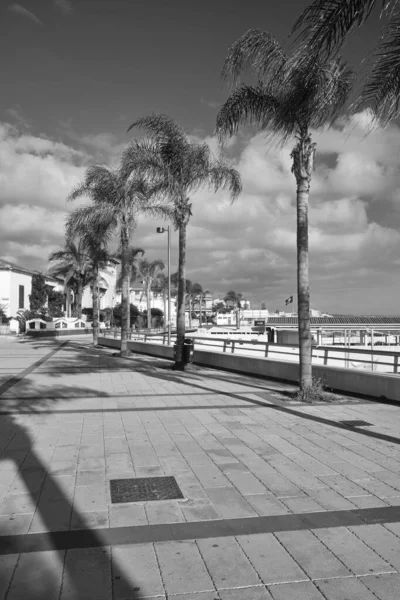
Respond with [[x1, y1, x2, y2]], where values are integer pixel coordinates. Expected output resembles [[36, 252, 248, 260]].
[[340, 420, 373, 427], [110, 476, 184, 504]]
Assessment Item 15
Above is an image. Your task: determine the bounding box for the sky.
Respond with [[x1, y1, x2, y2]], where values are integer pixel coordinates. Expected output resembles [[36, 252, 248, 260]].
[[1, 0, 399, 314]]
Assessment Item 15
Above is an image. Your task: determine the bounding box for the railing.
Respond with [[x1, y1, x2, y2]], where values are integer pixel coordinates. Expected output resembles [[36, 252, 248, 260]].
[[100, 330, 400, 374]]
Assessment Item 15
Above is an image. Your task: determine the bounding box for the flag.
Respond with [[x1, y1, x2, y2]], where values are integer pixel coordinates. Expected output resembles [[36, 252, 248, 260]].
[[285, 296, 293, 305]]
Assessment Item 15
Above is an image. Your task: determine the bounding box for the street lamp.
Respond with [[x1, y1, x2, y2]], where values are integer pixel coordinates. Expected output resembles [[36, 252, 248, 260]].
[[156, 226, 171, 345]]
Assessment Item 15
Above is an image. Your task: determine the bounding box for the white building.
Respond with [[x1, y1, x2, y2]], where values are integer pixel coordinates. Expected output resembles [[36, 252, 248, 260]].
[[0, 259, 64, 318], [81, 263, 119, 311]]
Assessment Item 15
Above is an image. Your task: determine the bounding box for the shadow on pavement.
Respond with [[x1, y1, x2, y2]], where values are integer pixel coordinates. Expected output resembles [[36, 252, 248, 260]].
[[0, 338, 151, 599]]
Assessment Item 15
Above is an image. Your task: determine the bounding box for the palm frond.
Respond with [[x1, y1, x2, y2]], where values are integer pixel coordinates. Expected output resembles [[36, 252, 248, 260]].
[[128, 113, 188, 150], [66, 204, 118, 246], [356, 14, 400, 125], [206, 162, 242, 202], [215, 85, 282, 142], [222, 29, 286, 86], [290, 0, 380, 58]]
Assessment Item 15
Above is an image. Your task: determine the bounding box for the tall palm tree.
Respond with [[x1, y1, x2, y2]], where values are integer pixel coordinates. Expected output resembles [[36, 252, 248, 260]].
[[291, 0, 400, 125], [224, 290, 243, 328], [115, 246, 145, 330], [127, 114, 242, 369], [171, 273, 196, 329], [216, 31, 354, 388], [48, 237, 91, 318], [153, 272, 169, 329], [67, 142, 171, 356], [137, 258, 165, 329]]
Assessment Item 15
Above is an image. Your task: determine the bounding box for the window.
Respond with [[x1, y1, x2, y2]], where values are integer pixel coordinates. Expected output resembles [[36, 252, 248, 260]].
[[19, 285, 24, 309]]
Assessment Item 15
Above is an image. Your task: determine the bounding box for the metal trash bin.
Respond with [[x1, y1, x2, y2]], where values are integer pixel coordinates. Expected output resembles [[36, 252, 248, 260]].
[[183, 338, 194, 364]]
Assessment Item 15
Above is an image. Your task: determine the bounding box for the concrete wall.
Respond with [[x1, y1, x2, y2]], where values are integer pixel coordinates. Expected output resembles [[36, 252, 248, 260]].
[[9, 271, 32, 315], [0, 270, 11, 317], [98, 337, 400, 401]]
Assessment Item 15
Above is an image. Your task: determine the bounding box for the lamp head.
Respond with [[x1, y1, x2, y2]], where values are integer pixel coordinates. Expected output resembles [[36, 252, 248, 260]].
[[156, 227, 165, 234]]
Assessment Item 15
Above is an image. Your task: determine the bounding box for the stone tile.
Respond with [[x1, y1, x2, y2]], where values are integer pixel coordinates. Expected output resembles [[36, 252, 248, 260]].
[[306, 488, 357, 511], [6, 550, 65, 600], [219, 587, 273, 600], [181, 498, 221, 521], [145, 500, 186, 524], [279, 495, 325, 514], [112, 544, 164, 599], [0, 492, 39, 515], [360, 573, 400, 600], [244, 493, 291, 516], [109, 503, 148, 527], [0, 513, 33, 535], [30, 498, 72, 532], [313, 527, 394, 575], [205, 487, 256, 518], [225, 471, 266, 495], [61, 547, 112, 600], [155, 540, 214, 595], [197, 537, 261, 589], [316, 576, 380, 600], [70, 509, 109, 530], [268, 581, 325, 600], [190, 464, 231, 488], [237, 533, 308, 584], [0, 554, 19, 600], [348, 495, 389, 509], [276, 530, 351, 580]]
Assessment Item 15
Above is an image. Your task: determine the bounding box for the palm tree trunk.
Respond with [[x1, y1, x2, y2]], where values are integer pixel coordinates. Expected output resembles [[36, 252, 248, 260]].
[[175, 222, 187, 368], [76, 277, 84, 318], [120, 228, 130, 356], [189, 296, 192, 329], [199, 295, 202, 327], [292, 133, 315, 390], [92, 265, 99, 347], [296, 182, 312, 387], [147, 282, 151, 330], [163, 290, 167, 330]]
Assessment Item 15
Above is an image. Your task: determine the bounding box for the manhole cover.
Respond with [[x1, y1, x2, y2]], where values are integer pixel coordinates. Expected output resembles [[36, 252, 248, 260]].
[[339, 420, 373, 427], [110, 476, 184, 503]]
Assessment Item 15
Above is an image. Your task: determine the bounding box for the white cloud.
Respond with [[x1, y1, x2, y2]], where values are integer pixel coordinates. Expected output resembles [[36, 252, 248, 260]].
[[53, 0, 73, 14], [2, 111, 400, 313], [8, 3, 43, 25]]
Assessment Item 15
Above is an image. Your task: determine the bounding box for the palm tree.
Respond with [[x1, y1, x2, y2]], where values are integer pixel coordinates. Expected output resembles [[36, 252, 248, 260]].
[[115, 246, 145, 330], [224, 290, 243, 328], [291, 0, 400, 125], [216, 31, 354, 387], [67, 142, 171, 357], [128, 114, 242, 369], [137, 259, 165, 329], [192, 284, 210, 327], [48, 237, 91, 318]]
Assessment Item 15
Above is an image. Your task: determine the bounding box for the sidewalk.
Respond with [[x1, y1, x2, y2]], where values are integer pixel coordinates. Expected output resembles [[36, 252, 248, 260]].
[[0, 335, 400, 599]]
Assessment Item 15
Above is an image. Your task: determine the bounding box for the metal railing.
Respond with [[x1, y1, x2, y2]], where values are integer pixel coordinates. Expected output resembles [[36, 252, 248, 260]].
[[100, 330, 400, 374]]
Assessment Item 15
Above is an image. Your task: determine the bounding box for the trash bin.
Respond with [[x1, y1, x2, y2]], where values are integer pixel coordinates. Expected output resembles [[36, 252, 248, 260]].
[[183, 338, 194, 364]]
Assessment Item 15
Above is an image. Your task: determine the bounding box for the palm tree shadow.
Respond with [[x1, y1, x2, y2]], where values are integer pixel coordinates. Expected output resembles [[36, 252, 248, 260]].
[[0, 347, 147, 600]]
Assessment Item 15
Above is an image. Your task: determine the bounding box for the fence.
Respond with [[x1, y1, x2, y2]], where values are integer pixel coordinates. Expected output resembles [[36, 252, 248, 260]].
[[100, 330, 400, 374]]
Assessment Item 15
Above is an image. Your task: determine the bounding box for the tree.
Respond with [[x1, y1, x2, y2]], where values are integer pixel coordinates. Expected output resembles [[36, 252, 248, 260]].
[[115, 246, 145, 330], [193, 285, 210, 327], [216, 32, 353, 386], [137, 258, 165, 330], [48, 237, 92, 318], [291, 0, 400, 126], [261, 302, 267, 310], [29, 273, 47, 316], [67, 142, 171, 357], [128, 114, 242, 369], [46, 287, 65, 318], [224, 290, 243, 310], [112, 303, 140, 327], [152, 272, 168, 328]]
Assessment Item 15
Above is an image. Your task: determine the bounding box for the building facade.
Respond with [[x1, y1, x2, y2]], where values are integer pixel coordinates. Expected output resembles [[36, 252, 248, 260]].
[[0, 259, 64, 318]]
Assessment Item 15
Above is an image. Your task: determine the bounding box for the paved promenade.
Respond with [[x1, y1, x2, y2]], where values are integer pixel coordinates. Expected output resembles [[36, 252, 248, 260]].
[[1, 335, 400, 599]]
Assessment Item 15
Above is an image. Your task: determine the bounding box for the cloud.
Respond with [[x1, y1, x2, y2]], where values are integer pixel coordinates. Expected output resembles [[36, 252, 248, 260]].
[[200, 98, 220, 109], [8, 3, 43, 25], [2, 111, 400, 313], [53, 0, 73, 14]]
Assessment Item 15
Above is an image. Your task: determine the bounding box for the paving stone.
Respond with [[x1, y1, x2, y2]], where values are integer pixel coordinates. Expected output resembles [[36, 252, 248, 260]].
[[316, 575, 382, 600], [181, 498, 221, 521], [359, 573, 400, 600], [155, 540, 214, 595], [0, 554, 19, 599], [109, 503, 148, 527], [61, 547, 112, 600], [145, 499, 186, 524], [224, 470, 266, 495], [237, 533, 308, 584], [275, 530, 351, 579], [0, 492, 38, 515], [205, 487, 257, 518], [244, 493, 291, 516], [197, 537, 261, 589], [112, 544, 164, 599], [268, 581, 325, 600], [279, 495, 325, 514], [70, 509, 109, 529], [313, 527, 394, 575], [0, 513, 33, 534], [218, 587, 272, 600], [347, 494, 389, 509], [6, 550, 64, 600], [306, 488, 357, 510]]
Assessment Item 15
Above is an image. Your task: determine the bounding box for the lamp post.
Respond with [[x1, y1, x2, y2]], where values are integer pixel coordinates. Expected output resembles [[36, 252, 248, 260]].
[[156, 226, 171, 345]]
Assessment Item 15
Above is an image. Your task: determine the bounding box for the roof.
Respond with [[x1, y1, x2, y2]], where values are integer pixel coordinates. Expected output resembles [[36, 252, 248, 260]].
[[0, 259, 62, 283], [266, 316, 400, 326]]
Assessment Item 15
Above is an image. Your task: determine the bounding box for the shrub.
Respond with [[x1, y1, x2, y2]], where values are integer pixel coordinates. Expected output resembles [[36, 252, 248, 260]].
[[293, 377, 335, 404]]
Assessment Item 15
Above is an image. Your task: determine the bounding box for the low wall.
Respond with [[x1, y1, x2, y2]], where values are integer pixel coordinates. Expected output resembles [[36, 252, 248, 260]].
[[98, 337, 400, 401], [26, 329, 92, 338]]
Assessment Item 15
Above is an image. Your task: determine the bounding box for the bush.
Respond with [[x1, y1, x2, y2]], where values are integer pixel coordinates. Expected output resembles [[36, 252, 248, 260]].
[[112, 303, 140, 327], [29, 274, 47, 312], [293, 377, 335, 404]]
